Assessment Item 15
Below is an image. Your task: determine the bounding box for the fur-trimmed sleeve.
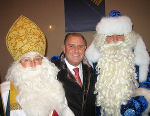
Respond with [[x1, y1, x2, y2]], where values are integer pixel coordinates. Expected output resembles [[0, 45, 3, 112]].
[[85, 41, 101, 66], [134, 36, 150, 82]]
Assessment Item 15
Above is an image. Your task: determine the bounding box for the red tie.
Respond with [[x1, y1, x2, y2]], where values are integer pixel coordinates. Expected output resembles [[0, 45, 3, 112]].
[[73, 68, 82, 87], [52, 110, 58, 116]]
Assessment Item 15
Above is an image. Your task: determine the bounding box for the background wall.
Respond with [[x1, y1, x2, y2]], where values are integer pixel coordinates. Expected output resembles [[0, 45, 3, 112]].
[[0, 0, 150, 82]]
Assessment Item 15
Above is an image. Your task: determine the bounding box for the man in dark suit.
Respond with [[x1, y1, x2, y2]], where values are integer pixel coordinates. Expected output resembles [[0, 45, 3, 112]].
[[51, 33, 95, 116]]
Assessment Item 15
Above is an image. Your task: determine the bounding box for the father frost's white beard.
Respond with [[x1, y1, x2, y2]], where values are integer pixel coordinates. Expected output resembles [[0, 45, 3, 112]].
[[6, 57, 65, 116], [95, 42, 139, 116]]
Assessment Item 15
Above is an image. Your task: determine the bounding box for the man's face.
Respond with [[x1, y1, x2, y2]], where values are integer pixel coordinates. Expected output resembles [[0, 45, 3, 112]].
[[20, 54, 43, 68], [63, 35, 86, 66], [106, 35, 124, 43]]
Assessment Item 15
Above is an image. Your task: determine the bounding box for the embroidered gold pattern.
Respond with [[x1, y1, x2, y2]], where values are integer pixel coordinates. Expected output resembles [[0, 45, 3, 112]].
[[6, 15, 46, 61], [10, 103, 22, 110], [10, 82, 22, 110]]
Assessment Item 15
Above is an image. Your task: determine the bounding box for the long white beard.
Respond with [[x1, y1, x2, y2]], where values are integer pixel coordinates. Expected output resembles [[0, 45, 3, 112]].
[[6, 57, 66, 116], [95, 42, 139, 116]]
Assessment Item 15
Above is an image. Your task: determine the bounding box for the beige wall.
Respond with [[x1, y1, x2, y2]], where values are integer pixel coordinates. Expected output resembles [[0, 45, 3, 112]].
[[0, 0, 150, 82]]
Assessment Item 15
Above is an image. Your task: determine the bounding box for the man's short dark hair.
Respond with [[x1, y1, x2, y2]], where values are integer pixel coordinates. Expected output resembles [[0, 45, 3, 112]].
[[64, 33, 87, 46]]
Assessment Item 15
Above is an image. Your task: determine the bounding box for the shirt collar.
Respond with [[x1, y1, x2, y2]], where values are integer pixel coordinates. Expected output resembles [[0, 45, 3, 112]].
[[64, 58, 81, 70]]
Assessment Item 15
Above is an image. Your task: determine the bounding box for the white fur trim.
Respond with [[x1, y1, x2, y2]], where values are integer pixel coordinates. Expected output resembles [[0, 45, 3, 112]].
[[61, 104, 75, 116], [96, 16, 132, 36], [17, 51, 42, 62], [134, 37, 150, 82], [85, 41, 101, 66], [134, 88, 150, 104]]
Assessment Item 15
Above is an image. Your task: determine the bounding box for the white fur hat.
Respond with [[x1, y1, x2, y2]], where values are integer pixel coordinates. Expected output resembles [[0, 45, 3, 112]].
[[96, 16, 133, 36]]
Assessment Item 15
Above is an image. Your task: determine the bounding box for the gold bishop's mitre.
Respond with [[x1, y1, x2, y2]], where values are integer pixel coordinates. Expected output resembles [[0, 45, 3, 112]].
[[6, 15, 46, 61]]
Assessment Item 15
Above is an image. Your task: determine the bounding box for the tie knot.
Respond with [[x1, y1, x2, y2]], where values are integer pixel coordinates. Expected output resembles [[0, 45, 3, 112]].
[[73, 68, 79, 73]]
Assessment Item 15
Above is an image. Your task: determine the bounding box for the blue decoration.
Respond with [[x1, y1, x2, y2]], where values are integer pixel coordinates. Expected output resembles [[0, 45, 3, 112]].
[[124, 109, 135, 116], [108, 10, 122, 17], [50, 56, 60, 61], [121, 96, 148, 116]]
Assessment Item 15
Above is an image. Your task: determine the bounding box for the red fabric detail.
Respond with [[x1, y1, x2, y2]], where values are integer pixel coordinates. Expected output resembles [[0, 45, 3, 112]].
[[73, 68, 82, 87], [52, 110, 59, 116]]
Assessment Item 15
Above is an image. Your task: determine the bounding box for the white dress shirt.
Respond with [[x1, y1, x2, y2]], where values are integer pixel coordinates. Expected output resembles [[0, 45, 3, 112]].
[[64, 58, 83, 84]]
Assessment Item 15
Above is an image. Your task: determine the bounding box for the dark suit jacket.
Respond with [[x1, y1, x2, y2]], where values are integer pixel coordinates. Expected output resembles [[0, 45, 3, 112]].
[[51, 53, 95, 116]]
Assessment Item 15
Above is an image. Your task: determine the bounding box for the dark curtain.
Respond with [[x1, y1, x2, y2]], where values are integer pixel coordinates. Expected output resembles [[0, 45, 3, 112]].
[[64, 0, 105, 32]]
